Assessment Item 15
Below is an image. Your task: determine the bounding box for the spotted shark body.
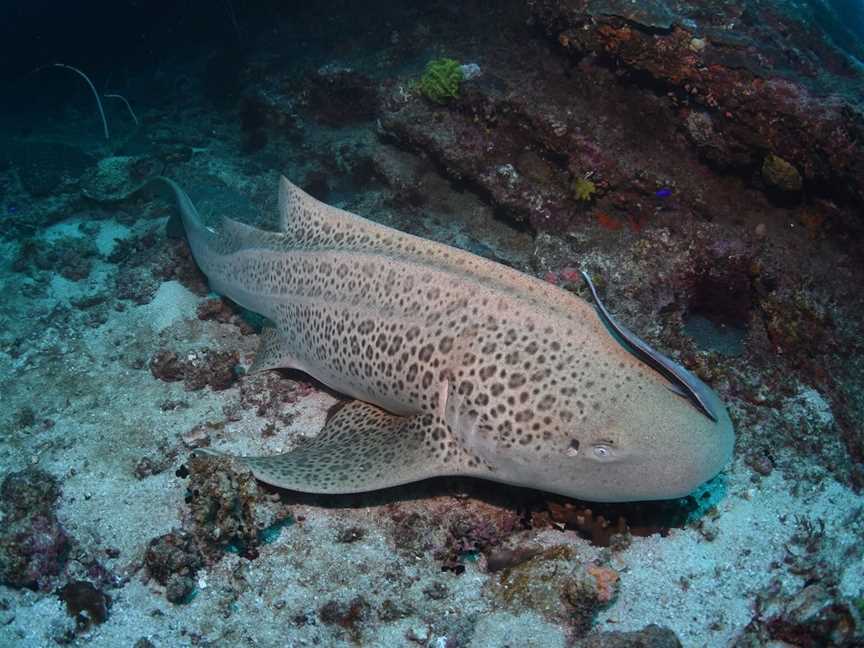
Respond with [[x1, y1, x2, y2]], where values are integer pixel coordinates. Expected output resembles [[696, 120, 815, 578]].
[[165, 176, 734, 502]]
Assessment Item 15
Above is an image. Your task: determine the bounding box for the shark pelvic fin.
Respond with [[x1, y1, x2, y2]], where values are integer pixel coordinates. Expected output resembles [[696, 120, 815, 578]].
[[249, 325, 299, 373]]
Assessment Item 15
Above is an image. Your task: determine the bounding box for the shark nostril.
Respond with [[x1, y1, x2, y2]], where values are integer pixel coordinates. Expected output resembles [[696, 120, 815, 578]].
[[566, 439, 580, 457]]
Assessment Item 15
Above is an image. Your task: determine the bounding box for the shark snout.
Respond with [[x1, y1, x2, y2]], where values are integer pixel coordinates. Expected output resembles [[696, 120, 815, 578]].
[[676, 398, 736, 496], [624, 386, 736, 501]]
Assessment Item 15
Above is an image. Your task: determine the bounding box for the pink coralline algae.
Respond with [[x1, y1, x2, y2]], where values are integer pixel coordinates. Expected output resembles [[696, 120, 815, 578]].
[[149, 349, 240, 392], [0, 469, 70, 591]]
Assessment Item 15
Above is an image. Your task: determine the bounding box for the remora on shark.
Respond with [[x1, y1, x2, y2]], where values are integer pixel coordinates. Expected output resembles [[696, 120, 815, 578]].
[[160, 176, 734, 502]]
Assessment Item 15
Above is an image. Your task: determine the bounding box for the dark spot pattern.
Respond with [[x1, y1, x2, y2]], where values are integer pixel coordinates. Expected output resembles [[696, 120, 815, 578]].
[[245, 402, 482, 493], [188, 176, 653, 494]]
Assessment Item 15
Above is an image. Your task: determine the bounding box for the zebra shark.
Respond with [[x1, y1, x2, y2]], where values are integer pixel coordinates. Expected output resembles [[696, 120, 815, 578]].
[[161, 176, 734, 502]]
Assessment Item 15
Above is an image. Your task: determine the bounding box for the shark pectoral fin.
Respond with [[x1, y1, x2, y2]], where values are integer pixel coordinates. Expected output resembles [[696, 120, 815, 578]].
[[249, 326, 299, 373], [238, 401, 464, 494]]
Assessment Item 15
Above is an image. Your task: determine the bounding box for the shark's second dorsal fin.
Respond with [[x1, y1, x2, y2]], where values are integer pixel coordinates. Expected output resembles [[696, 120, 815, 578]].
[[218, 215, 273, 252]]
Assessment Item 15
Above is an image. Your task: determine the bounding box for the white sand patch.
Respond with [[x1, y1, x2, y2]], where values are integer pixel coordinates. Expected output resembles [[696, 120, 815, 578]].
[[469, 612, 566, 648], [42, 218, 88, 243], [41, 216, 133, 256], [57, 456, 182, 559], [597, 466, 864, 646], [841, 553, 864, 599], [94, 220, 132, 256], [135, 280, 201, 332], [3, 594, 71, 648], [48, 272, 79, 303]]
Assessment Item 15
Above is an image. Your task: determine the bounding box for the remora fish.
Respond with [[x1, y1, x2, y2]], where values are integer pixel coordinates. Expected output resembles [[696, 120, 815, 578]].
[[163, 176, 734, 502]]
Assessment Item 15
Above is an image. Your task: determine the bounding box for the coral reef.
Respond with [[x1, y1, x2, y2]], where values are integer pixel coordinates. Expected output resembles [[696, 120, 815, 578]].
[[527, 0, 864, 209], [58, 580, 110, 631], [736, 581, 862, 647], [143, 452, 291, 604], [576, 625, 682, 647], [183, 452, 262, 559], [149, 349, 240, 392], [435, 512, 520, 573], [318, 597, 370, 644], [0, 469, 70, 591], [761, 154, 803, 194], [488, 545, 619, 635], [143, 532, 204, 604], [572, 176, 598, 202], [80, 155, 157, 203], [13, 235, 98, 281], [196, 297, 256, 335], [418, 58, 464, 104], [7, 141, 93, 199]]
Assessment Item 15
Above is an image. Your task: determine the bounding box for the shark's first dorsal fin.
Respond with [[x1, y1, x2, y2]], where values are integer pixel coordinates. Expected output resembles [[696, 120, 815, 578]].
[[277, 175, 394, 246], [278, 175, 317, 231], [274, 176, 603, 324]]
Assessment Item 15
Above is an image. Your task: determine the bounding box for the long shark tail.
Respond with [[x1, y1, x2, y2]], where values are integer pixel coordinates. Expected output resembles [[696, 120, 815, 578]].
[[151, 177, 284, 318], [151, 176, 218, 248]]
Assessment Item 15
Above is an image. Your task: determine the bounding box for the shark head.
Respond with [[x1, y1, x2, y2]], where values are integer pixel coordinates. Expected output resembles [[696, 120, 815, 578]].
[[563, 374, 735, 502], [454, 288, 736, 503], [473, 356, 735, 503], [545, 271, 736, 501]]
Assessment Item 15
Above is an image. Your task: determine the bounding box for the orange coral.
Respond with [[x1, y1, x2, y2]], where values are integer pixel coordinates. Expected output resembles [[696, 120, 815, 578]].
[[587, 564, 620, 604], [800, 211, 826, 239], [595, 211, 623, 230]]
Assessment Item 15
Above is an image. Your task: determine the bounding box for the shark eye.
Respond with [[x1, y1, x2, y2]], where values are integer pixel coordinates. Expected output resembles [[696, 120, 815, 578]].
[[592, 444, 613, 459]]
